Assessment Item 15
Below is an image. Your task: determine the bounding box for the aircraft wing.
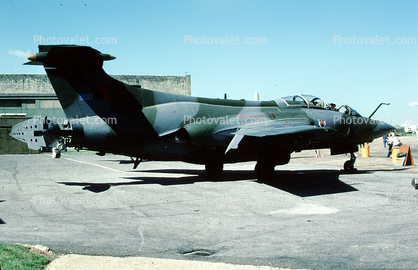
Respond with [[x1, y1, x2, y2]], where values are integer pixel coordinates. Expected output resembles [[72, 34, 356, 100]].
[[224, 122, 336, 153]]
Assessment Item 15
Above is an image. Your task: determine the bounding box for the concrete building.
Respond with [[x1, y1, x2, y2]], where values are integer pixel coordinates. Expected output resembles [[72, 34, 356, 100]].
[[0, 73, 191, 154]]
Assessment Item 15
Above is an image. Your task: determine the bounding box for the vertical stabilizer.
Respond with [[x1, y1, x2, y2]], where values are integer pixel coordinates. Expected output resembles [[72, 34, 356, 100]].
[[25, 45, 156, 139]]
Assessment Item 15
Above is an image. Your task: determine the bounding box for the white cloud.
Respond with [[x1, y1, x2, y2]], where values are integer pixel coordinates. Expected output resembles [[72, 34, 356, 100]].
[[408, 101, 418, 107], [7, 50, 30, 58]]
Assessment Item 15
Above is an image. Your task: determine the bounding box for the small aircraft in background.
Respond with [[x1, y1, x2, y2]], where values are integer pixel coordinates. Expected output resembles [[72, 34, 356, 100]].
[[10, 45, 394, 180]]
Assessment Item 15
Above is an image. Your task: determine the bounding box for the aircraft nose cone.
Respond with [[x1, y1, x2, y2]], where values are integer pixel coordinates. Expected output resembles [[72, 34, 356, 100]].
[[373, 121, 395, 139]]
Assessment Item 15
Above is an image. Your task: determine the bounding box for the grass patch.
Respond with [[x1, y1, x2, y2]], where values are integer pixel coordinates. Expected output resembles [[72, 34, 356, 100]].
[[0, 243, 50, 270]]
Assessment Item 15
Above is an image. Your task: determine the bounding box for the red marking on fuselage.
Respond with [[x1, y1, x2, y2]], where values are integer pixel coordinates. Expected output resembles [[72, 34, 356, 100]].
[[96, 82, 112, 100]]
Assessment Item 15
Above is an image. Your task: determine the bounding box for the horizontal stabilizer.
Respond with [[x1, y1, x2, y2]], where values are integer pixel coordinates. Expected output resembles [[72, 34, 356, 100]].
[[9, 117, 61, 150], [9, 117, 47, 150]]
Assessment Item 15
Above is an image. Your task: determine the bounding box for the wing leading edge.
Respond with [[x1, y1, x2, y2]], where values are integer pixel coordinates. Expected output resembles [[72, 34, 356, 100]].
[[224, 122, 336, 153]]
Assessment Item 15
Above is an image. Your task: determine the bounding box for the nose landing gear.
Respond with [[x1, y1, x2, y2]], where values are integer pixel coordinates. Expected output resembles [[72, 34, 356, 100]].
[[343, 152, 357, 172]]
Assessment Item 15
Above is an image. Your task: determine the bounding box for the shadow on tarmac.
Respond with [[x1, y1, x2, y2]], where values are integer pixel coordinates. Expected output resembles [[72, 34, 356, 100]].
[[0, 200, 5, 224], [263, 169, 357, 197], [57, 168, 358, 197]]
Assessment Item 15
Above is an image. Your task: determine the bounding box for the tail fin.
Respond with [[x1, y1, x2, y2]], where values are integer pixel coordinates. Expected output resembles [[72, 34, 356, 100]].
[[26, 45, 156, 138]]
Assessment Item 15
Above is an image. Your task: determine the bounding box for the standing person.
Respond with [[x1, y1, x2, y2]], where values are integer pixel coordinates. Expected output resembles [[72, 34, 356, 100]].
[[383, 135, 387, 148], [392, 134, 402, 148], [387, 133, 394, 157]]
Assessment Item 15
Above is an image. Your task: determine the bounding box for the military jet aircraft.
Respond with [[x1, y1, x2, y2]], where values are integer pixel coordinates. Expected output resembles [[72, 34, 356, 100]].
[[10, 45, 394, 180]]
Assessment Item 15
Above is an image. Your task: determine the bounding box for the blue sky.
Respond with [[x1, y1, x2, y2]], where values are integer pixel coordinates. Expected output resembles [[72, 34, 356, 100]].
[[1, 0, 417, 125]]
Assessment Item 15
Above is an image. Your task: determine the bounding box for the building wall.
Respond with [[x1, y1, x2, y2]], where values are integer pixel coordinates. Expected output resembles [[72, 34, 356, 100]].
[[0, 74, 191, 95], [0, 73, 191, 154], [0, 74, 191, 118], [112, 75, 191, 96]]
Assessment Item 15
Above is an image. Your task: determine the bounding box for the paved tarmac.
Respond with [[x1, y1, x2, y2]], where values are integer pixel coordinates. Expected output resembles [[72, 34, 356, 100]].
[[1, 137, 418, 269]]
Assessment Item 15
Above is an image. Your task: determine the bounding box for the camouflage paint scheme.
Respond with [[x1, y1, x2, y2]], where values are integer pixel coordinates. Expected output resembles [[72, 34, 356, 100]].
[[10, 45, 394, 179]]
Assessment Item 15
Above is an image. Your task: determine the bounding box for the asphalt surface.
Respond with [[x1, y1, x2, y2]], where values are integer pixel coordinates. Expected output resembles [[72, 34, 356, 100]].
[[1, 137, 418, 269]]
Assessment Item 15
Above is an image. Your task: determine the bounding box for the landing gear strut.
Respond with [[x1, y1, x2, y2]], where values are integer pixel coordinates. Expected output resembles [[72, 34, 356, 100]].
[[343, 152, 357, 172], [52, 138, 66, 158], [131, 157, 142, 169]]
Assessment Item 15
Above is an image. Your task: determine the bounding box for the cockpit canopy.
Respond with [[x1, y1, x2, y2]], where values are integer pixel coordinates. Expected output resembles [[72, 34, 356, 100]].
[[273, 94, 362, 117], [274, 94, 325, 108], [337, 105, 362, 117]]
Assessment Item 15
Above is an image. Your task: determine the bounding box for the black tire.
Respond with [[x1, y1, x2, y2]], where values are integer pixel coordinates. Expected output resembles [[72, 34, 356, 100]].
[[255, 162, 275, 181], [205, 162, 223, 176], [344, 160, 354, 171]]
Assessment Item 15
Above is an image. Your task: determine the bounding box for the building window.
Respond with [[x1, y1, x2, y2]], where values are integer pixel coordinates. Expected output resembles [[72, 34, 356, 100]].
[[53, 100, 62, 109], [40, 100, 62, 109], [0, 99, 22, 109], [25, 100, 36, 109], [40, 100, 54, 109]]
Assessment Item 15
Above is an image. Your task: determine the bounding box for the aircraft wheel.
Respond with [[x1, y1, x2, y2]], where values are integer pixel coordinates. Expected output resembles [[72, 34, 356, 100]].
[[343, 152, 357, 172], [343, 160, 354, 171], [205, 162, 223, 176], [255, 162, 275, 181]]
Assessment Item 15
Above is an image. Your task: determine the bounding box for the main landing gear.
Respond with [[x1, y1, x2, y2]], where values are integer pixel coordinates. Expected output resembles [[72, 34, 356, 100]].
[[254, 153, 290, 181], [204, 160, 277, 180], [205, 162, 224, 177], [254, 161, 275, 181], [343, 152, 357, 172], [204, 153, 288, 180]]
